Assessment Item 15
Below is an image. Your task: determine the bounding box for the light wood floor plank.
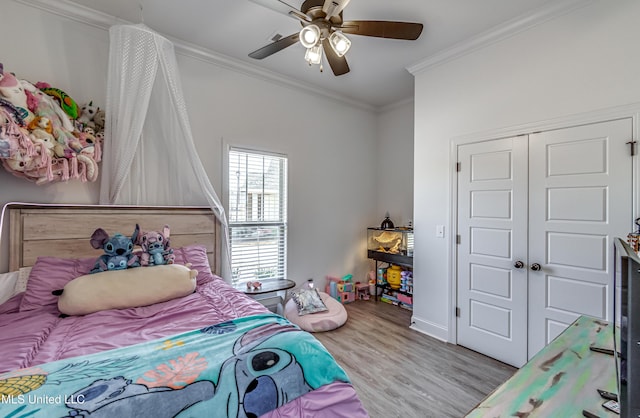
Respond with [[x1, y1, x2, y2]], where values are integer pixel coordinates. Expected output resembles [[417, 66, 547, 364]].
[[314, 300, 516, 418]]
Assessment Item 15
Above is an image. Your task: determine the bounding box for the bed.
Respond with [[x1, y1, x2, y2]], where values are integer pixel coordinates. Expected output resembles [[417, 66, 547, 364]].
[[0, 204, 368, 417]]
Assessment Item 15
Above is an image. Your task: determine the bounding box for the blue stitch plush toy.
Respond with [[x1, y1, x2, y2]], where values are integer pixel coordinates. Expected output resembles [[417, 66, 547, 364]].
[[89, 224, 140, 273]]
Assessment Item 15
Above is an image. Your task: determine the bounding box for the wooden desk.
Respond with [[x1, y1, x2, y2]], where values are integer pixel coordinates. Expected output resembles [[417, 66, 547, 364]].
[[466, 316, 618, 417]]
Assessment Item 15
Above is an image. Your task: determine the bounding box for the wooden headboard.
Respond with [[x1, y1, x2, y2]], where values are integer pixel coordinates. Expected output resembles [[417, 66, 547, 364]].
[[8, 204, 221, 274]]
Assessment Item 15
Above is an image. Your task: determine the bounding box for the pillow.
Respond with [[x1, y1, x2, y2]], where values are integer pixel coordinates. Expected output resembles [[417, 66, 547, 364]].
[[19, 256, 96, 312], [58, 263, 198, 316], [290, 288, 329, 316], [172, 244, 216, 285], [13, 267, 32, 295], [285, 291, 348, 332], [0, 271, 19, 305], [19, 245, 212, 312]]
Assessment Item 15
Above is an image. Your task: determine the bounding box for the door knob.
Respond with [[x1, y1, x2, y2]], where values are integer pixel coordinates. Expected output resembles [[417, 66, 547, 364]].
[[530, 263, 542, 271], [514, 261, 525, 269]]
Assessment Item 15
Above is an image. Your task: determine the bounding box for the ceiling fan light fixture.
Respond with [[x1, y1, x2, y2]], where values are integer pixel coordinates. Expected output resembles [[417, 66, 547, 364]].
[[299, 24, 321, 48], [329, 30, 351, 57], [248, 0, 423, 76], [305, 44, 323, 65]]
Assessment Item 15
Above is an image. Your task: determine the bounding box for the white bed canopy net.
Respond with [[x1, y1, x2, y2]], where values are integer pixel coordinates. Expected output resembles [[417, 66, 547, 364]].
[[99, 24, 230, 280]]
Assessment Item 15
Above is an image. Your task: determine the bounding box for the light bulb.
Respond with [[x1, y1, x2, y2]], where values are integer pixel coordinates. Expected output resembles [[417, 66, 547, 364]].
[[329, 31, 351, 57], [299, 25, 321, 48], [305, 44, 323, 65]]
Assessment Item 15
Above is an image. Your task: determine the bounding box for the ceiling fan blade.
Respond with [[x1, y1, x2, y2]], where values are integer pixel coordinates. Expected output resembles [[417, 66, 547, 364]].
[[322, 38, 349, 76], [249, 33, 300, 59], [341, 21, 423, 40], [249, 0, 310, 22], [322, 0, 351, 19]]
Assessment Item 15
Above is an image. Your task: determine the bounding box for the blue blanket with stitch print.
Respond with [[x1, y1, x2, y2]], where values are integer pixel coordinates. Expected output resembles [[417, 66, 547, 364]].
[[0, 313, 350, 418]]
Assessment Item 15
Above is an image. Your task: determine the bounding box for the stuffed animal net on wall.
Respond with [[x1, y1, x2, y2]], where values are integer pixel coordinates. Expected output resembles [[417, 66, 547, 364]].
[[0, 62, 103, 184]]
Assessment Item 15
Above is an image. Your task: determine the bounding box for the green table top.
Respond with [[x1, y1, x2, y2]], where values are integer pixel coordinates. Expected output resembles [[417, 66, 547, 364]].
[[466, 315, 619, 417]]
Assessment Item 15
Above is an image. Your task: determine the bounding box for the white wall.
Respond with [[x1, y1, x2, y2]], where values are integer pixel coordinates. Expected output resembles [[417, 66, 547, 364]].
[[376, 100, 414, 229], [0, 0, 107, 270], [0, 0, 380, 286], [365, 99, 415, 291], [412, 0, 640, 340]]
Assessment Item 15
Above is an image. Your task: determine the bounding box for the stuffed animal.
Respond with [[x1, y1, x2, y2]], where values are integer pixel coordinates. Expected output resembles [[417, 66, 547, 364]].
[[76, 152, 99, 182], [90, 225, 140, 273], [0, 115, 20, 158], [27, 116, 62, 157], [36, 82, 79, 120], [0, 118, 37, 163], [0, 97, 25, 126], [21, 79, 75, 132], [29, 128, 56, 159], [19, 80, 76, 150], [77, 101, 96, 123], [0, 67, 35, 124], [69, 130, 96, 152], [105, 255, 129, 271], [93, 108, 105, 132], [136, 224, 175, 266], [1, 149, 39, 181], [27, 115, 53, 134]]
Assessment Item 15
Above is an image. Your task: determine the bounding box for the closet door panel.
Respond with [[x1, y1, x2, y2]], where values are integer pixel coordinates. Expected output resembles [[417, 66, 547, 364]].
[[457, 136, 529, 367], [527, 118, 633, 357]]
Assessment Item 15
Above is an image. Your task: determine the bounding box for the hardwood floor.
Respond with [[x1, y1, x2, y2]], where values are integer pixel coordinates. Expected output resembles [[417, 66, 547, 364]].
[[313, 299, 516, 418]]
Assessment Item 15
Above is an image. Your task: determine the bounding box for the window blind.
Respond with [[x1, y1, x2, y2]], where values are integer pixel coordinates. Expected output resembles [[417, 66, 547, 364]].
[[228, 148, 287, 284]]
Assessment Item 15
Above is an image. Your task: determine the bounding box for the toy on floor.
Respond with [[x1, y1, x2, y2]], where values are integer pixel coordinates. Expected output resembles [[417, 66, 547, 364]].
[[368, 270, 377, 296], [325, 274, 355, 304], [355, 282, 370, 300]]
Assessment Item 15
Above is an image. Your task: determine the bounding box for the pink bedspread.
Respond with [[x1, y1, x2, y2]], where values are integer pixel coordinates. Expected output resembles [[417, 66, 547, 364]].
[[0, 275, 268, 372], [0, 255, 368, 417]]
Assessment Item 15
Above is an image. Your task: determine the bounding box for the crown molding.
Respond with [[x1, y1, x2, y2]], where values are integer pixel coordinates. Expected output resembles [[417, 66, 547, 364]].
[[378, 96, 414, 114], [13, 0, 376, 113], [407, 0, 597, 75], [14, 0, 126, 28]]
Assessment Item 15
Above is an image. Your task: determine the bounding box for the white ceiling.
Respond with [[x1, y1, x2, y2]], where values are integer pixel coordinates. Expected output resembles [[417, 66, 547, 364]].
[[63, 0, 556, 109]]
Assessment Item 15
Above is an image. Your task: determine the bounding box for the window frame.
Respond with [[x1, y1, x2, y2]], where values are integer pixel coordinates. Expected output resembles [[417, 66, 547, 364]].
[[226, 146, 288, 285]]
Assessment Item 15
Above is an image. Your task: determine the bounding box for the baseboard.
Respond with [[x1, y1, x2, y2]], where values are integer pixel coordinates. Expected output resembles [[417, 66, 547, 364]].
[[410, 315, 449, 342]]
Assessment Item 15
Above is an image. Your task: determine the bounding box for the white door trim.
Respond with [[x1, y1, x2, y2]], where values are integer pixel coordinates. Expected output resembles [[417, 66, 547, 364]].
[[448, 102, 640, 344]]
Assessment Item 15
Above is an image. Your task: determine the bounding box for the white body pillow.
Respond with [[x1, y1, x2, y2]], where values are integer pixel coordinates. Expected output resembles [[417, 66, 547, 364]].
[[58, 264, 198, 316]]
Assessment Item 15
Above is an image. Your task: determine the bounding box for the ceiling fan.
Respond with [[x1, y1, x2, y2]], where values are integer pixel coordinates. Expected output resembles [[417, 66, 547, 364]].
[[248, 0, 424, 76]]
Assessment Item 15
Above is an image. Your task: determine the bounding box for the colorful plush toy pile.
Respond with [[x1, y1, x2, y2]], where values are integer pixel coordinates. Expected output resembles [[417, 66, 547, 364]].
[[0, 62, 104, 184]]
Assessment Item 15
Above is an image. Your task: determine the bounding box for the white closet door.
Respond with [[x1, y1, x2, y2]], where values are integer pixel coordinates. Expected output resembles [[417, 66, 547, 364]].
[[527, 118, 633, 357], [457, 136, 529, 367]]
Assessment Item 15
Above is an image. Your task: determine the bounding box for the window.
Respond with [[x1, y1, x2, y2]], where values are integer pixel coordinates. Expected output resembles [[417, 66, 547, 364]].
[[228, 147, 287, 284]]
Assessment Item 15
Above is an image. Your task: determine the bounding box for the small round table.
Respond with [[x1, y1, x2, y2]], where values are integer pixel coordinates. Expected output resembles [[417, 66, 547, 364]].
[[234, 279, 297, 314], [236, 278, 296, 295]]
